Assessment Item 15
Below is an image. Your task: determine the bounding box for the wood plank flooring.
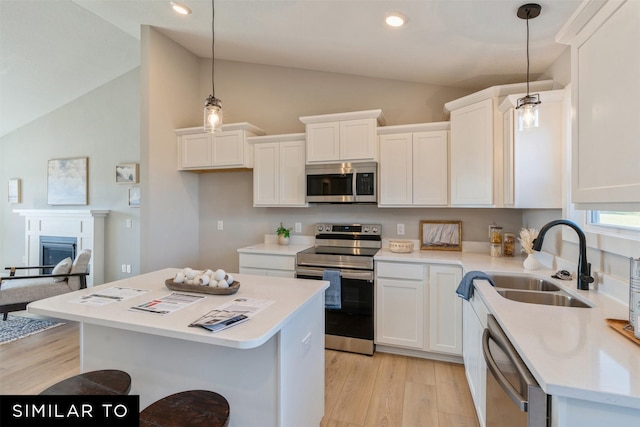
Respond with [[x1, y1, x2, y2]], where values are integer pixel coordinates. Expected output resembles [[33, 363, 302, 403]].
[[0, 314, 478, 426]]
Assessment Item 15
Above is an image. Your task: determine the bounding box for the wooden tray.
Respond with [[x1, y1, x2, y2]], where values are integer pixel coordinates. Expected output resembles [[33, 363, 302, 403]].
[[165, 278, 240, 295], [604, 318, 640, 346]]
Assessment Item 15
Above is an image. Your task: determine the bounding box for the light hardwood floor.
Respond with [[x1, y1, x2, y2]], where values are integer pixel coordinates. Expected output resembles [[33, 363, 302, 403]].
[[0, 315, 478, 426]]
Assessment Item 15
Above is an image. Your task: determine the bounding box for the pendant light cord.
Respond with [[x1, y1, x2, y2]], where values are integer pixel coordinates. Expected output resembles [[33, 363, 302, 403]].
[[526, 13, 530, 96], [211, 0, 215, 98]]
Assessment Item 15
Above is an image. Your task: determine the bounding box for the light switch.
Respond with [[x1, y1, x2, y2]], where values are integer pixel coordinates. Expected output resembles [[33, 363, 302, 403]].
[[217, 220, 223, 230], [295, 222, 302, 233]]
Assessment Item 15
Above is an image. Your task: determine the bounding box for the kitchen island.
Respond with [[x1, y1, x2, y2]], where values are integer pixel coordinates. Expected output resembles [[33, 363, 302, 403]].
[[28, 268, 328, 427]]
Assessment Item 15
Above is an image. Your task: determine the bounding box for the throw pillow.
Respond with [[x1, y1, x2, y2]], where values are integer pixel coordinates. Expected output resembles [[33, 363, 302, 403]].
[[51, 257, 72, 282]]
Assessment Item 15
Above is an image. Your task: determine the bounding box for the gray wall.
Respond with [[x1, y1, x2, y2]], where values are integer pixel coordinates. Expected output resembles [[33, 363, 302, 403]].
[[0, 69, 141, 281]]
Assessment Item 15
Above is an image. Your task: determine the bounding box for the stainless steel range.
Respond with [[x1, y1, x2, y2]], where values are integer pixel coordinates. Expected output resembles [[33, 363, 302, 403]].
[[296, 223, 381, 355]]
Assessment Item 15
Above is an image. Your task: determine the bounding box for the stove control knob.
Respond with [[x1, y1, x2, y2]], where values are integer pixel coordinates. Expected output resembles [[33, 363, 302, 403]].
[[363, 225, 370, 233], [317, 225, 324, 233], [371, 226, 379, 234]]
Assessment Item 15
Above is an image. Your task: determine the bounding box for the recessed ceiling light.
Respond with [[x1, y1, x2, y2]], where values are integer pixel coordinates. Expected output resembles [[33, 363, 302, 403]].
[[171, 2, 192, 16], [385, 13, 407, 28]]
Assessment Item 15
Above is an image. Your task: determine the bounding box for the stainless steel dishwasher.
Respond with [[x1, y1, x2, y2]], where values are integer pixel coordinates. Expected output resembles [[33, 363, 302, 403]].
[[483, 315, 549, 427]]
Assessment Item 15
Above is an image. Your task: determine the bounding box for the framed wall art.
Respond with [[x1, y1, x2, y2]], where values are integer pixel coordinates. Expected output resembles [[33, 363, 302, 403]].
[[129, 187, 140, 208], [420, 220, 462, 251], [116, 163, 139, 184], [47, 157, 88, 205], [8, 178, 21, 204]]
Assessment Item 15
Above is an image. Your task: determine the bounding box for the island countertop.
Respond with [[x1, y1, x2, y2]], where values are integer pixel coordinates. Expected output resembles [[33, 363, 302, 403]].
[[28, 268, 328, 350]]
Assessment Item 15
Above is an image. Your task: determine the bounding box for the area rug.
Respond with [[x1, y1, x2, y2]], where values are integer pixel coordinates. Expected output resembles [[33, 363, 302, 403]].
[[0, 314, 64, 345]]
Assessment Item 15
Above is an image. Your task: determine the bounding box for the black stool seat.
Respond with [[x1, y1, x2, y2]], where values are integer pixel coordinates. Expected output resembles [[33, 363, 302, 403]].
[[40, 369, 131, 395], [140, 390, 230, 427]]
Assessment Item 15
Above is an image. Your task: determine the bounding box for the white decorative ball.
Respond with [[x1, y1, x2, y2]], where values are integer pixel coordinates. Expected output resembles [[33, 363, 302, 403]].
[[174, 272, 185, 283], [203, 269, 214, 277], [217, 279, 229, 288], [214, 269, 226, 281], [185, 269, 197, 280], [198, 275, 210, 286], [226, 274, 234, 285]]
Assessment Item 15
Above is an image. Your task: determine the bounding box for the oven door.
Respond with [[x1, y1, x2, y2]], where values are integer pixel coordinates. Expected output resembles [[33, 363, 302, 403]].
[[296, 267, 374, 351]]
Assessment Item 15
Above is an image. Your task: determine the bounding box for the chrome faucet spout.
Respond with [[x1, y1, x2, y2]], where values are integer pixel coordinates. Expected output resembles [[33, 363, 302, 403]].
[[532, 219, 594, 291]]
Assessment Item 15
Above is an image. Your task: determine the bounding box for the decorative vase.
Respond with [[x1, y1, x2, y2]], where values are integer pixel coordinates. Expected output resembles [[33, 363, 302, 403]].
[[523, 253, 539, 270], [278, 235, 290, 246]]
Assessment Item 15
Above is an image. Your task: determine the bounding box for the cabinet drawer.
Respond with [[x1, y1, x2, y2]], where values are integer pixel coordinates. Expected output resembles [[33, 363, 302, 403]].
[[376, 261, 425, 280], [239, 253, 295, 271]]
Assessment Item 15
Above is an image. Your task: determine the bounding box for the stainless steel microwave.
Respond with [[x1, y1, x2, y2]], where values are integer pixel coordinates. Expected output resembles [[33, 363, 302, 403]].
[[305, 162, 377, 204]]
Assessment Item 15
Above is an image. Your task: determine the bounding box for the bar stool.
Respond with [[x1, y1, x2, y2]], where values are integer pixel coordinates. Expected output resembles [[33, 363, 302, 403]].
[[40, 369, 131, 395], [140, 390, 230, 427]]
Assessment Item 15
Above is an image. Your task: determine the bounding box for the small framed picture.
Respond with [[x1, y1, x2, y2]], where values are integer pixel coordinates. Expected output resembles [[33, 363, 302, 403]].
[[8, 178, 21, 204], [129, 187, 140, 208], [420, 220, 462, 251], [116, 163, 139, 184]]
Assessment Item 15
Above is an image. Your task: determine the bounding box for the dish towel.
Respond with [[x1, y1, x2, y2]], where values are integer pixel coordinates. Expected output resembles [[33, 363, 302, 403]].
[[323, 269, 342, 310], [456, 271, 496, 301]]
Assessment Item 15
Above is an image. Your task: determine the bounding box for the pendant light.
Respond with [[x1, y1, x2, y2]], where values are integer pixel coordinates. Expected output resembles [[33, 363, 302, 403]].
[[204, 0, 223, 133], [515, 3, 541, 130]]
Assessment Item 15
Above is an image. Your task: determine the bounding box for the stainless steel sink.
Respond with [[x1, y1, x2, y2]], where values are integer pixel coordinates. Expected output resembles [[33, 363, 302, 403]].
[[497, 289, 592, 308], [489, 274, 561, 291]]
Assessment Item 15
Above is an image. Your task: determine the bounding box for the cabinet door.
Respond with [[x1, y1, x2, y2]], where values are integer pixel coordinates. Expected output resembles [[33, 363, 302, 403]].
[[571, 0, 640, 205], [413, 130, 449, 206], [463, 300, 486, 426], [306, 122, 340, 163], [253, 142, 280, 206], [379, 133, 413, 206], [339, 118, 376, 161], [376, 277, 424, 349], [279, 140, 307, 206], [450, 98, 494, 206], [212, 130, 244, 166], [180, 133, 211, 169], [428, 265, 462, 355]]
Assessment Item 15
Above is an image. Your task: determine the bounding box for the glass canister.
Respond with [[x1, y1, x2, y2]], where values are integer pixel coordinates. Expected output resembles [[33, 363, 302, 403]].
[[503, 232, 516, 257], [490, 244, 503, 257], [630, 257, 640, 336], [489, 225, 503, 257]]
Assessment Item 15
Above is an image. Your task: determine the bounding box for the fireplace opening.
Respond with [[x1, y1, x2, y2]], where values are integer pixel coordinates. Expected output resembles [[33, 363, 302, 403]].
[[40, 236, 77, 274]]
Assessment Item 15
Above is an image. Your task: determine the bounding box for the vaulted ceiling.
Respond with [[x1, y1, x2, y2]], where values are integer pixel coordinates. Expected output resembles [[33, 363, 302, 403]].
[[0, 0, 582, 137]]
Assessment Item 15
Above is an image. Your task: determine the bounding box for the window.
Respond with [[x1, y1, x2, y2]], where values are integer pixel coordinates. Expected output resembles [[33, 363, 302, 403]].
[[590, 211, 640, 231]]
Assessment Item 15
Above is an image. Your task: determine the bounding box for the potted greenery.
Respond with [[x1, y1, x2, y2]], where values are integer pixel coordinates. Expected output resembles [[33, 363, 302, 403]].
[[276, 222, 292, 245]]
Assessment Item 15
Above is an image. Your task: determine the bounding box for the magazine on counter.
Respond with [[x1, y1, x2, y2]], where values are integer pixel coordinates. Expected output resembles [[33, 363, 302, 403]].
[[129, 292, 205, 315], [189, 297, 274, 333]]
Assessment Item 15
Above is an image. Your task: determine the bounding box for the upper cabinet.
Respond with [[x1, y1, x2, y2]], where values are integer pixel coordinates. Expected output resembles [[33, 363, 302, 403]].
[[378, 122, 449, 207], [557, 0, 640, 209], [249, 133, 307, 207], [176, 123, 265, 171], [444, 80, 555, 207], [499, 90, 566, 208], [300, 110, 385, 164]]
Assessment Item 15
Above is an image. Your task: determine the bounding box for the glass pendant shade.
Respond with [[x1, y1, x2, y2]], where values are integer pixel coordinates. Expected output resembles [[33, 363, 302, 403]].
[[204, 95, 223, 133], [516, 93, 540, 130]]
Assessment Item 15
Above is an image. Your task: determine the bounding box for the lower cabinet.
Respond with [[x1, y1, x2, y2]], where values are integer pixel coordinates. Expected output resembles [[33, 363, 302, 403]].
[[375, 260, 462, 356], [463, 293, 490, 427], [238, 253, 296, 278]]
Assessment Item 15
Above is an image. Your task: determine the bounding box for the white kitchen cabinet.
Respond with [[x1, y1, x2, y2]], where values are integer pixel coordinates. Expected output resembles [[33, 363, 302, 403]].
[[375, 260, 463, 356], [176, 123, 265, 171], [300, 110, 385, 164], [463, 294, 489, 427], [444, 80, 555, 207], [428, 265, 462, 355], [238, 253, 296, 278], [499, 90, 565, 208], [250, 133, 307, 207], [378, 123, 449, 207], [557, 0, 640, 208], [376, 261, 426, 349]]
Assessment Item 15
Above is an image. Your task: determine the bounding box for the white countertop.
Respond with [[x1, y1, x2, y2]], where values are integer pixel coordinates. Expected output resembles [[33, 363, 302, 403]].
[[237, 242, 312, 255], [28, 268, 328, 350], [375, 248, 639, 410]]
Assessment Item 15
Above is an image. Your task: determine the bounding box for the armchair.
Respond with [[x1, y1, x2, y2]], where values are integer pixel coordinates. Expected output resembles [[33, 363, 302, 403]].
[[1, 249, 91, 320]]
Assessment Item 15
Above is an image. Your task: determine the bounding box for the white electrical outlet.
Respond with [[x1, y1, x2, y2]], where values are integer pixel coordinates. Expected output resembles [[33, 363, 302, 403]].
[[126, 218, 132, 228], [121, 264, 127, 273], [126, 264, 131, 274], [217, 220, 223, 230], [397, 223, 405, 235], [295, 222, 302, 233]]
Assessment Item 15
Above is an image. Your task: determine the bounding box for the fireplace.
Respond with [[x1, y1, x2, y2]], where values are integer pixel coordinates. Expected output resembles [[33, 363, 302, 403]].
[[40, 236, 77, 274]]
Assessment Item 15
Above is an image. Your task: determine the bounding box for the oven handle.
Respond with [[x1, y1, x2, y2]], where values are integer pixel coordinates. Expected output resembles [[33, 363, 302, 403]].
[[482, 317, 537, 412], [295, 267, 374, 282]]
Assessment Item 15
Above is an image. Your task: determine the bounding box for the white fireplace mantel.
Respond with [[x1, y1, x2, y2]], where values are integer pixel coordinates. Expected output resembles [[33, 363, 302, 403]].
[[14, 209, 109, 287]]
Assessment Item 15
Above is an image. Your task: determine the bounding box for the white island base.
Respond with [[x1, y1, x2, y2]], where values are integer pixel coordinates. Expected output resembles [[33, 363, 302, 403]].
[[29, 269, 328, 427]]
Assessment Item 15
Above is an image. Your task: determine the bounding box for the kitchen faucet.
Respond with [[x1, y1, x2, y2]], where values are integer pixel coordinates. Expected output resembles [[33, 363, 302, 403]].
[[532, 219, 594, 291]]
